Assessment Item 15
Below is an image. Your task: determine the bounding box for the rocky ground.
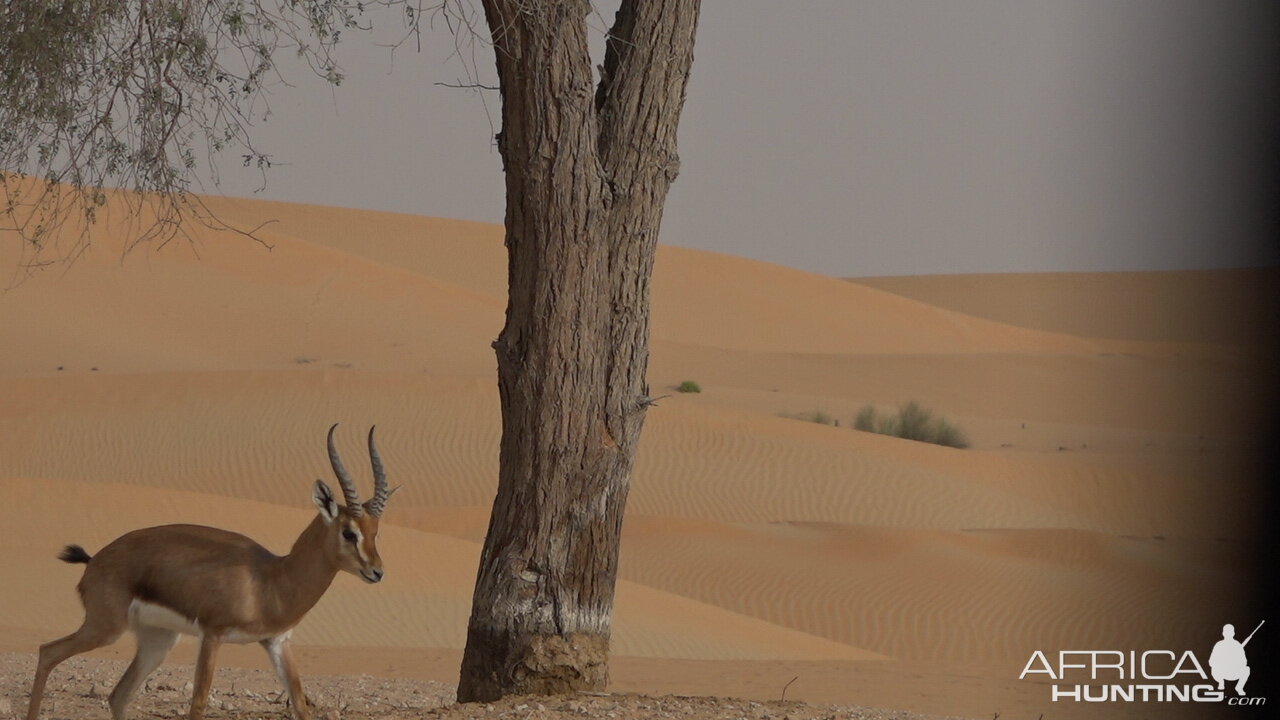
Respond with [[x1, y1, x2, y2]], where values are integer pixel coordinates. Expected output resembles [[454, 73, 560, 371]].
[[0, 653, 968, 720]]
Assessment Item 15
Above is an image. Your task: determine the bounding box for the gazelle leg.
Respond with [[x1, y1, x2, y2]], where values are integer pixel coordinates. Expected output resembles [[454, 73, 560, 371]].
[[188, 633, 223, 720], [28, 604, 127, 720], [108, 626, 178, 720], [261, 635, 311, 720]]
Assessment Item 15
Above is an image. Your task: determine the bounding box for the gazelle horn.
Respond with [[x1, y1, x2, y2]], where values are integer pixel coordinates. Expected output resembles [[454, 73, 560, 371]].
[[327, 423, 364, 517], [366, 426, 395, 517]]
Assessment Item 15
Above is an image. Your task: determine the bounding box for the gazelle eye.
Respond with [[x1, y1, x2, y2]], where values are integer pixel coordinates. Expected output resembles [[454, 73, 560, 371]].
[[342, 528, 358, 543]]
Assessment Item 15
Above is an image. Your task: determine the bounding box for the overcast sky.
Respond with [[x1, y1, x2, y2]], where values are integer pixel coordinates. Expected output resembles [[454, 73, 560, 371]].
[[207, 1, 1279, 277]]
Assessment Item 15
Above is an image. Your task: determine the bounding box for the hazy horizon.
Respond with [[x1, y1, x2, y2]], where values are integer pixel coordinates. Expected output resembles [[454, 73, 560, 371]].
[[197, 0, 1278, 278]]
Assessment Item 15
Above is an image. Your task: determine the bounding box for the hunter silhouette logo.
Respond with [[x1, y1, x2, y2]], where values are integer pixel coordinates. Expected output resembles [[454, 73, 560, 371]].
[[1019, 620, 1266, 706], [1210, 621, 1262, 697]]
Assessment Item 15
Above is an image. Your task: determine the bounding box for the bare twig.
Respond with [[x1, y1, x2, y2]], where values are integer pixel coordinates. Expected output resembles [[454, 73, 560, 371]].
[[781, 675, 799, 702], [434, 80, 499, 90], [636, 393, 671, 409]]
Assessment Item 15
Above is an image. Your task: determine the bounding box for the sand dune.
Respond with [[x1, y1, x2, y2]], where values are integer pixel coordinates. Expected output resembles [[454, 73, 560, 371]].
[[3, 477, 882, 662], [0, 188, 1266, 718], [0, 215, 501, 379], [848, 269, 1280, 347], [1, 371, 1251, 538], [388, 510, 1249, 664], [11, 190, 1202, 361], [648, 342, 1266, 436], [200, 196, 512, 302], [618, 517, 1247, 663]]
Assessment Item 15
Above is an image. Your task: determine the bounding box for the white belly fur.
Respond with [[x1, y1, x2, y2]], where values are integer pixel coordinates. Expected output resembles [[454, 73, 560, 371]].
[[128, 599, 281, 644]]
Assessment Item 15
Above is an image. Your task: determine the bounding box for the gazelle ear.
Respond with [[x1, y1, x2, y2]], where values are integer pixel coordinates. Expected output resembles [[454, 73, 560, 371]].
[[313, 480, 340, 522]]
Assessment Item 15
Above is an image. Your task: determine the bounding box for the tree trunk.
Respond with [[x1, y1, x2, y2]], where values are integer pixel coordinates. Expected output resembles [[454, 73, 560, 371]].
[[457, 0, 699, 703]]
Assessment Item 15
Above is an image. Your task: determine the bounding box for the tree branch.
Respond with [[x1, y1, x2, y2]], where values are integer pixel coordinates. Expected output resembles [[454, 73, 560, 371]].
[[434, 80, 499, 90], [595, 0, 700, 185]]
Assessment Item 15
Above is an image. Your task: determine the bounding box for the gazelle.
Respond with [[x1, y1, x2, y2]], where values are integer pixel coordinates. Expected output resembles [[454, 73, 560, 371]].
[[27, 424, 398, 720]]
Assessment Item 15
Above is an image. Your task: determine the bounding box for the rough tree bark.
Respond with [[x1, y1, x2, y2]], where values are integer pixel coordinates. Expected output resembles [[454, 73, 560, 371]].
[[457, 0, 700, 703]]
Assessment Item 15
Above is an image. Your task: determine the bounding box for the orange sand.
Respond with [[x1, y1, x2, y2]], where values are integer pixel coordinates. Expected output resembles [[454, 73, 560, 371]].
[[0, 189, 1267, 719]]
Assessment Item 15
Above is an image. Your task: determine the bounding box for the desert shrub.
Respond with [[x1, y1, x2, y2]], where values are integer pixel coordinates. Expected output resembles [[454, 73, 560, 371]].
[[853, 405, 877, 432], [927, 417, 969, 449], [780, 410, 837, 426], [895, 401, 935, 441], [676, 380, 702, 393], [853, 402, 969, 449], [808, 410, 835, 426]]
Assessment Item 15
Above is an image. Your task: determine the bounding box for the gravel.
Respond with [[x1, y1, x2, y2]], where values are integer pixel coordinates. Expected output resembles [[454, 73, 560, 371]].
[[0, 653, 969, 720]]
